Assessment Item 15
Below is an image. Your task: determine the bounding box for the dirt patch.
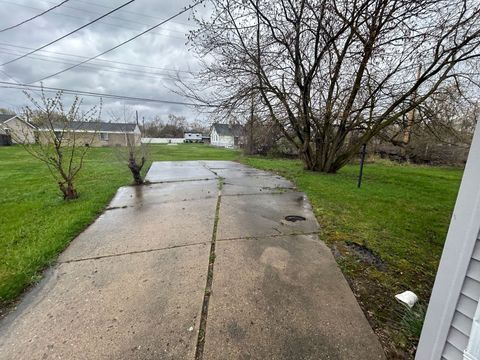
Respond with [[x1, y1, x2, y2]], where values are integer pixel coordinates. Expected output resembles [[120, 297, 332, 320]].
[[345, 241, 387, 271]]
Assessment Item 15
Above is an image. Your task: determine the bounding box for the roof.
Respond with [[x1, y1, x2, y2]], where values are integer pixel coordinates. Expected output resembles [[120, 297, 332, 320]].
[[37, 121, 137, 133], [0, 114, 16, 124], [212, 123, 244, 137]]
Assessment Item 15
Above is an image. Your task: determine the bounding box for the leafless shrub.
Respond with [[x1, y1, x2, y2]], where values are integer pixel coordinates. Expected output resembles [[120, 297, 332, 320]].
[[19, 88, 102, 200], [111, 109, 147, 185]]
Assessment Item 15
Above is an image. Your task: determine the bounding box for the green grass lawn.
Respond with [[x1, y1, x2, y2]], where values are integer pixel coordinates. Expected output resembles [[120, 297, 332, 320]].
[[0, 143, 463, 357]]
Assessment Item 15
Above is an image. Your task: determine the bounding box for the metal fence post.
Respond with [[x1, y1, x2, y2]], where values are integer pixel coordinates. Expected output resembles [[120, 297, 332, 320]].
[[357, 143, 367, 188]]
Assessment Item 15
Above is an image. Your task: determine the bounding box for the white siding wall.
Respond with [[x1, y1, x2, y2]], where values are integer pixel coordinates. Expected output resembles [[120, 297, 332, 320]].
[[141, 138, 184, 144], [3, 118, 36, 144], [210, 128, 234, 148], [442, 239, 480, 359]]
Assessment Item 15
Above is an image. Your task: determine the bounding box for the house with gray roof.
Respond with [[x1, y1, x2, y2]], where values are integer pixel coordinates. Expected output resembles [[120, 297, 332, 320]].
[[35, 121, 141, 147], [0, 114, 36, 144], [210, 123, 245, 148], [1, 114, 141, 147]]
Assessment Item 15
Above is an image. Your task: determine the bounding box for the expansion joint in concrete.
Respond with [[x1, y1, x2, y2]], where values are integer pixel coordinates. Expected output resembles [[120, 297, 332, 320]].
[[195, 177, 223, 360], [58, 242, 206, 264], [146, 178, 216, 185]]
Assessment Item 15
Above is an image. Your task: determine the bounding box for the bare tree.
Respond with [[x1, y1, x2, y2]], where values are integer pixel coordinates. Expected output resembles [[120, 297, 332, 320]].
[[183, 0, 480, 172], [112, 109, 147, 185], [19, 89, 101, 200], [0, 107, 14, 114], [143, 115, 165, 138]]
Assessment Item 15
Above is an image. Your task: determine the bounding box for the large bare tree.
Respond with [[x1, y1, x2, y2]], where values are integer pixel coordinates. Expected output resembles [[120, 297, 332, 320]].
[[184, 0, 480, 172]]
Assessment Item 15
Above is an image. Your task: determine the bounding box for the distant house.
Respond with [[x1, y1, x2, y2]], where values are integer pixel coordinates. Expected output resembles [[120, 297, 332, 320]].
[[210, 123, 245, 148], [35, 121, 141, 147], [416, 121, 480, 360], [0, 126, 11, 146], [184, 132, 203, 143], [0, 114, 36, 144]]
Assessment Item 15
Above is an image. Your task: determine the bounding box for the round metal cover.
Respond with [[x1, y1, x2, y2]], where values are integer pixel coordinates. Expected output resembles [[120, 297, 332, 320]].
[[284, 215, 306, 222]]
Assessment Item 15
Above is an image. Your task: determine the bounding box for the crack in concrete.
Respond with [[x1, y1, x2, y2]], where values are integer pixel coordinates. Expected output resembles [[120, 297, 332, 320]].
[[220, 189, 295, 197], [58, 242, 208, 264], [105, 205, 129, 211], [201, 163, 219, 177], [195, 177, 223, 360], [146, 178, 216, 185], [216, 231, 321, 242], [106, 195, 218, 210]]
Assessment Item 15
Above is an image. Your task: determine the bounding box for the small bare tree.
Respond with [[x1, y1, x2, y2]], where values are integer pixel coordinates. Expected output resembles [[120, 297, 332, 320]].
[[19, 89, 102, 200], [112, 109, 147, 185]]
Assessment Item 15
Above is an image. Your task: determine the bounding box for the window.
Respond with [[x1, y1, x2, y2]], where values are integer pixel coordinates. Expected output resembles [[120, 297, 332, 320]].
[[100, 132, 109, 141]]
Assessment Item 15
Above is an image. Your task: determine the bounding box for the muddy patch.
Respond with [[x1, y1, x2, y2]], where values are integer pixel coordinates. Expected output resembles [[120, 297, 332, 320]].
[[345, 242, 386, 271]]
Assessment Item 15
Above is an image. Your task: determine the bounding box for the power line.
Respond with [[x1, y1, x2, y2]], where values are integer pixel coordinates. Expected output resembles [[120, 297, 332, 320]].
[[0, 48, 198, 80], [0, 42, 198, 74], [75, 0, 192, 27], [0, 80, 212, 107], [0, 69, 20, 83], [0, 0, 189, 40], [0, 0, 70, 33], [40, 0, 193, 34], [30, 1, 204, 84], [0, 69, 43, 97], [0, 0, 136, 67]]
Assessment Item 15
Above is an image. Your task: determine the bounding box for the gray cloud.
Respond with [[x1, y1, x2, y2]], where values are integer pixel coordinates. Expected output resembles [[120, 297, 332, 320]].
[[0, 0, 207, 123]]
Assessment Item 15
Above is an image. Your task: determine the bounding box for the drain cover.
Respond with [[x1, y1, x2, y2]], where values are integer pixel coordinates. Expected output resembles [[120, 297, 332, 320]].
[[284, 215, 306, 222]]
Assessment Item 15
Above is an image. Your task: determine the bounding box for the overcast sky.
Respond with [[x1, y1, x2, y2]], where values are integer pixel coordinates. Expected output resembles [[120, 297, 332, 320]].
[[0, 0, 207, 124]]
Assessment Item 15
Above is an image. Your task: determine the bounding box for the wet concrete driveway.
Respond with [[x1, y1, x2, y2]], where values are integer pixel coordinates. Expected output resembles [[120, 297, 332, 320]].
[[0, 161, 385, 359]]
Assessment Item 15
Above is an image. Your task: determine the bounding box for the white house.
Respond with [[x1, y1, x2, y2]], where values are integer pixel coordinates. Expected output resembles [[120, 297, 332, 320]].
[[0, 114, 36, 144], [210, 123, 244, 148], [416, 121, 480, 360], [184, 132, 202, 143]]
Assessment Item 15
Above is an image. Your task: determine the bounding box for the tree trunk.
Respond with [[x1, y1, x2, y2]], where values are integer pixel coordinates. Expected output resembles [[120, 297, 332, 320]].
[[59, 181, 78, 200], [299, 139, 350, 174], [300, 145, 318, 171], [128, 160, 144, 185]]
